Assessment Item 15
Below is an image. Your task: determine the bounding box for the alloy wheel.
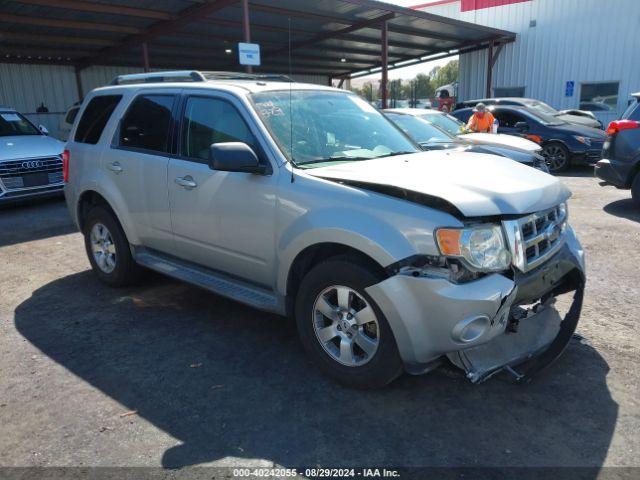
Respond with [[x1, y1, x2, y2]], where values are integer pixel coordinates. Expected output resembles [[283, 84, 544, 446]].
[[90, 223, 117, 274], [312, 285, 380, 366], [542, 144, 568, 172]]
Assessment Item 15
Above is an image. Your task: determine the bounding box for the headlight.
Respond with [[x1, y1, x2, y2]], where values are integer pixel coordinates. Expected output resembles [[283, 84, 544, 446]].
[[436, 225, 511, 272], [573, 135, 591, 146]]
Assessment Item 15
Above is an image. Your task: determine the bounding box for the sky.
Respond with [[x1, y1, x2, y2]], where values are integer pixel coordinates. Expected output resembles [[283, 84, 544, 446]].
[[352, 0, 458, 83]]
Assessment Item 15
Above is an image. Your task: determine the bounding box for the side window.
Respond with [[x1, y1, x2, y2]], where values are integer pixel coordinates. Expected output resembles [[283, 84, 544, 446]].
[[75, 95, 122, 144], [493, 110, 524, 128], [119, 94, 174, 153], [181, 96, 258, 161]]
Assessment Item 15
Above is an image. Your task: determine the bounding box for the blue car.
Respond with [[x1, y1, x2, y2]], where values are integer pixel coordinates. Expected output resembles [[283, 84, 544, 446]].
[[452, 105, 606, 173]]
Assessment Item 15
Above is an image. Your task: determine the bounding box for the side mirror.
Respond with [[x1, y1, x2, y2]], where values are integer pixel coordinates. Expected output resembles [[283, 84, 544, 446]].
[[514, 121, 529, 132], [208, 142, 266, 174], [38, 124, 49, 135]]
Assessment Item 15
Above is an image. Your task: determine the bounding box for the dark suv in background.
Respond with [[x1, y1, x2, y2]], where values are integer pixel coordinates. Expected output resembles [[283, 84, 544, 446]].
[[595, 93, 640, 205], [452, 105, 606, 173]]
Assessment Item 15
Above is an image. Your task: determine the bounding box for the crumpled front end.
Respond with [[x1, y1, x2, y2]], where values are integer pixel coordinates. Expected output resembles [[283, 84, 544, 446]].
[[366, 224, 585, 383]]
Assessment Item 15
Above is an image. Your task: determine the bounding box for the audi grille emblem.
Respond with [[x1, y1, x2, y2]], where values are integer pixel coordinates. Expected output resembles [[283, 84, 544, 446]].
[[21, 160, 44, 169]]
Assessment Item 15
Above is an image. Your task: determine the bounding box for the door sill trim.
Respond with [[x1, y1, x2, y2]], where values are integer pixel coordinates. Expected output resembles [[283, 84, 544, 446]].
[[132, 246, 285, 315]]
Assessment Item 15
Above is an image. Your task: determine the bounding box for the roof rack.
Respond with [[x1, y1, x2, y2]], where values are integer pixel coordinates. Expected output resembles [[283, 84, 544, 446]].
[[110, 70, 293, 86], [110, 71, 206, 85], [200, 71, 293, 82]]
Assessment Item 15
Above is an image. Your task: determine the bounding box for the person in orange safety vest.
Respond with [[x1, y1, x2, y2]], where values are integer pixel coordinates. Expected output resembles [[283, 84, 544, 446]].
[[466, 103, 495, 133]]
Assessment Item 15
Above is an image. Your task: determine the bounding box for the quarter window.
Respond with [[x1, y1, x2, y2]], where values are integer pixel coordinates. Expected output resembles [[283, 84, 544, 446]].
[[580, 82, 619, 112], [119, 94, 174, 153], [75, 95, 122, 144], [181, 96, 257, 161]]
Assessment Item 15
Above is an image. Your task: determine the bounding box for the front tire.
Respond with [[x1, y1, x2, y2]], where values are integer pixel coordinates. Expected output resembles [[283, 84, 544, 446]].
[[542, 142, 570, 173], [631, 172, 640, 207], [83, 205, 141, 287], [295, 258, 403, 388]]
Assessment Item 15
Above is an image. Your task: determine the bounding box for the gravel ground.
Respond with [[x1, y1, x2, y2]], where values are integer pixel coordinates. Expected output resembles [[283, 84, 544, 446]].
[[0, 170, 638, 471]]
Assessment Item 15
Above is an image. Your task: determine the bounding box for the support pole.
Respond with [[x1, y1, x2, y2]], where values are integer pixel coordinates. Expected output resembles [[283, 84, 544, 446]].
[[381, 20, 388, 109], [74, 66, 84, 101], [486, 41, 494, 98], [142, 42, 150, 72], [241, 0, 252, 74]]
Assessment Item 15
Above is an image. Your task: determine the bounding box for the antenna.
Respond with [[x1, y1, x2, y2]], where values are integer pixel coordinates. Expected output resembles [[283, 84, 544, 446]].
[[288, 16, 295, 183]]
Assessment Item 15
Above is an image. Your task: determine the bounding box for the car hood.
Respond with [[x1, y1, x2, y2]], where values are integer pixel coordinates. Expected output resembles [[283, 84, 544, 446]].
[[552, 122, 606, 138], [457, 132, 541, 152], [555, 113, 601, 128], [305, 151, 570, 217], [0, 135, 65, 161], [421, 141, 536, 165]]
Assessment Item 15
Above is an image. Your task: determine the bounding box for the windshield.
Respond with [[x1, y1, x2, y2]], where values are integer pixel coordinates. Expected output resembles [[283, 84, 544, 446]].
[[0, 111, 41, 137], [385, 113, 453, 144], [524, 100, 559, 116], [419, 113, 464, 136], [250, 90, 419, 167]]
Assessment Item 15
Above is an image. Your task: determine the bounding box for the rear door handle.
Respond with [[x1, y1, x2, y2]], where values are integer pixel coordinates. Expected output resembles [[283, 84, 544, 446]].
[[107, 161, 123, 173], [174, 175, 197, 190]]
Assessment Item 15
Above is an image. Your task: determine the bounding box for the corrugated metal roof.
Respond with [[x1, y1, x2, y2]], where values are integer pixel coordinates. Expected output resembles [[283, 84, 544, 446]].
[[0, 0, 514, 77]]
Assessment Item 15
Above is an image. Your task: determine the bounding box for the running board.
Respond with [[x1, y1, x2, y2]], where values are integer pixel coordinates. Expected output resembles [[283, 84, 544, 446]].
[[133, 247, 285, 315]]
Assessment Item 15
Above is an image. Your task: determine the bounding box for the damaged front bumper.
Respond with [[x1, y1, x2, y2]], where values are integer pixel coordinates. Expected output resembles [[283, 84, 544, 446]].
[[366, 226, 585, 383]]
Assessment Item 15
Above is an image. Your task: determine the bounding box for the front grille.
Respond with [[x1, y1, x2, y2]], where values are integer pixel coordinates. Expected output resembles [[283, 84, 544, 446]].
[[0, 156, 63, 191], [503, 204, 568, 272]]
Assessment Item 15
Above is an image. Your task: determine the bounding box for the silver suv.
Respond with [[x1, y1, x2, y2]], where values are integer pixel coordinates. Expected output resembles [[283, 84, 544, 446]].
[[65, 71, 586, 388]]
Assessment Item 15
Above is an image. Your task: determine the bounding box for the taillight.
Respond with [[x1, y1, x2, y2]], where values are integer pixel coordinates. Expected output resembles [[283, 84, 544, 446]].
[[62, 149, 70, 183], [605, 120, 640, 136]]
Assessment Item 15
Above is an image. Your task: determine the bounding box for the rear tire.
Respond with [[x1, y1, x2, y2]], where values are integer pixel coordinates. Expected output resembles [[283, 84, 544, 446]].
[[83, 205, 142, 287], [631, 172, 640, 207], [295, 257, 403, 388], [542, 142, 570, 173]]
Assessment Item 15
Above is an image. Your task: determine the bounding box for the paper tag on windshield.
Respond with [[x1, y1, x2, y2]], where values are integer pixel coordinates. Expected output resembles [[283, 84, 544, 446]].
[[1, 113, 21, 122]]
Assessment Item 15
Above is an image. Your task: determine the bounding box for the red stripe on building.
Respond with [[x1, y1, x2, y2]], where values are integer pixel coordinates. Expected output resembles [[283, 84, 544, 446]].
[[410, 0, 458, 8], [461, 0, 530, 11]]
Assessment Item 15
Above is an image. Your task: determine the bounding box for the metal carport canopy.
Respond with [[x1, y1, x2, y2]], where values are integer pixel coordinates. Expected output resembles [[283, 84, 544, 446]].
[[0, 0, 515, 82]]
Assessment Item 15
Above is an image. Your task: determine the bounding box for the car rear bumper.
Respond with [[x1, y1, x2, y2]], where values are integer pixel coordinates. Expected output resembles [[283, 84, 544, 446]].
[[595, 158, 633, 188], [366, 226, 585, 382]]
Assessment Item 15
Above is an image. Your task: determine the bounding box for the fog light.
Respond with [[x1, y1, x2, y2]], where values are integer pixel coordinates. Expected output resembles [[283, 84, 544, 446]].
[[452, 315, 490, 343]]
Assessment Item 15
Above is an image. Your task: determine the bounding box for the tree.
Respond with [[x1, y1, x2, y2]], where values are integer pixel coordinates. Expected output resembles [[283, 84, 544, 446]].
[[414, 73, 434, 98], [431, 59, 458, 89]]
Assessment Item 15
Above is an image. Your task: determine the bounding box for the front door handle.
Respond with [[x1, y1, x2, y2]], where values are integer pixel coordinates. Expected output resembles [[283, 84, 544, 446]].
[[174, 175, 197, 190], [107, 161, 123, 174]]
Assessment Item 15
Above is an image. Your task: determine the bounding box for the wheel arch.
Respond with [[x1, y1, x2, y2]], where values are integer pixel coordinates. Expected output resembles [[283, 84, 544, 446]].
[[283, 242, 390, 318], [75, 188, 138, 245]]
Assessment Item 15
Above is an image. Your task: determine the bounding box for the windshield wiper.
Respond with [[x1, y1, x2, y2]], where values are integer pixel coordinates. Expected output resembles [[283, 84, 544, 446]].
[[297, 156, 373, 166], [376, 151, 417, 158]]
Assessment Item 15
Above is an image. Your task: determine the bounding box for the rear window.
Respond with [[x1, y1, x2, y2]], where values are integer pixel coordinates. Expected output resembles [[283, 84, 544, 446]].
[[118, 94, 174, 153], [75, 95, 122, 144]]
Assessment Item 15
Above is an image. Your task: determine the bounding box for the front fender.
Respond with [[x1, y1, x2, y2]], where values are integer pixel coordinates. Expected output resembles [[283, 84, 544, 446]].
[[276, 205, 458, 295]]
